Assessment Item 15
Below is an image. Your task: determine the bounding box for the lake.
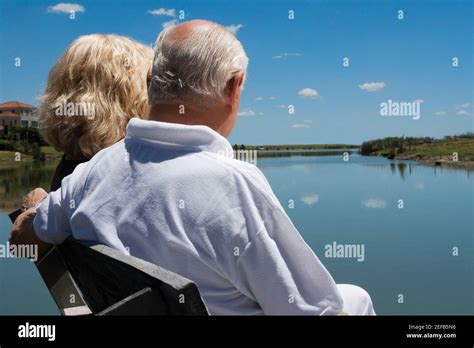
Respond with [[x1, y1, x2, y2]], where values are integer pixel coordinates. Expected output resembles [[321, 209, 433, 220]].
[[0, 154, 472, 315]]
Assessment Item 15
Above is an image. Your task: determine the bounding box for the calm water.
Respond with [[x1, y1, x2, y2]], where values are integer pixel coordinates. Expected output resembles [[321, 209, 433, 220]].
[[0, 160, 60, 315], [0, 155, 472, 315]]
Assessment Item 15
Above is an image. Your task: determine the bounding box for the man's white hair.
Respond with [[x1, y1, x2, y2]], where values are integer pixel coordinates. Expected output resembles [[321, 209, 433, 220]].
[[148, 22, 249, 108]]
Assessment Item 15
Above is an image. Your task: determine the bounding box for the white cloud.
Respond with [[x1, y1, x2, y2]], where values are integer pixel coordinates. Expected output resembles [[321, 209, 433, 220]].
[[269, 96, 277, 100], [358, 82, 386, 92], [456, 109, 470, 116], [162, 19, 178, 28], [47, 3, 85, 14], [272, 53, 301, 59], [454, 102, 471, 115], [301, 194, 319, 206], [303, 120, 313, 124], [238, 109, 256, 116], [238, 109, 263, 116], [292, 123, 311, 128], [434, 111, 446, 116], [362, 198, 386, 209], [298, 88, 320, 99], [456, 102, 471, 110], [255, 97, 264, 101], [226, 24, 243, 34], [276, 104, 287, 109], [148, 8, 176, 17]]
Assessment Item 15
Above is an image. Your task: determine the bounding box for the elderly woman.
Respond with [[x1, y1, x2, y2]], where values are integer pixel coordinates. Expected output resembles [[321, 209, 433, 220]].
[[39, 34, 153, 190]]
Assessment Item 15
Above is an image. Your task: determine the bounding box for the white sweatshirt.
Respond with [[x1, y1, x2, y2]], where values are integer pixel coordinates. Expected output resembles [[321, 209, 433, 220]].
[[34, 118, 343, 315]]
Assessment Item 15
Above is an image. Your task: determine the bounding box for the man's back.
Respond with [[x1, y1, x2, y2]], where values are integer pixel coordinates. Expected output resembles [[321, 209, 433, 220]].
[[34, 118, 344, 315]]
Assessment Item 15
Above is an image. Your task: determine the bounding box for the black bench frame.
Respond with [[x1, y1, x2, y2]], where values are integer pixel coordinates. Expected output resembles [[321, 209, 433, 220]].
[[9, 209, 209, 316]]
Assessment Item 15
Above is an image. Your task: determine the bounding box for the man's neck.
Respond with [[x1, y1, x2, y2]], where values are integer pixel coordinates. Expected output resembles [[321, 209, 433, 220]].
[[148, 103, 232, 137], [149, 104, 208, 125]]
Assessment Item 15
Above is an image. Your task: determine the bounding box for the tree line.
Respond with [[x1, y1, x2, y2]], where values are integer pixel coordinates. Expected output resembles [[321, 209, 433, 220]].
[[360, 132, 474, 156], [0, 125, 49, 159]]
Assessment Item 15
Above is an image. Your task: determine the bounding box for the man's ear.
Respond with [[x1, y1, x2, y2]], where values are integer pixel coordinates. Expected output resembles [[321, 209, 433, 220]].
[[226, 71, 245, 105]]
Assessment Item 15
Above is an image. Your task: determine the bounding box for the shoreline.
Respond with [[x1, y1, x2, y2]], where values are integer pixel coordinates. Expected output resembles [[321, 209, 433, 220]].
[[1, 150, 473, 169], [0, 148, 62, 162], [393, 154, 474, 169], [0, 157, 58, 163], [370, 153, 474, 169], [417, 159, 474, 169]]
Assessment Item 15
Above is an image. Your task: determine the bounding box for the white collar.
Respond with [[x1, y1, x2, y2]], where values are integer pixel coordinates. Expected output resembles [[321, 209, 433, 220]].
[[126, 118, 234, 156]]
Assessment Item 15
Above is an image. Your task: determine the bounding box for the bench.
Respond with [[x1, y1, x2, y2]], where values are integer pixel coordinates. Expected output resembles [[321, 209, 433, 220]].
[[9, 209, 209, 316]]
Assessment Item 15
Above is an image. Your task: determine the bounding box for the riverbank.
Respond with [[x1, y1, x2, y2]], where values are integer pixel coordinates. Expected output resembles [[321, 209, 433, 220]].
[[417, 159, 474, 169], [240, 144, 360, 151], [2, 140, 473, 169], [0, 147, 62, 162], [256, 149, 358, 158], [235, 144, 360, 158], [368, 138, 474, 169]]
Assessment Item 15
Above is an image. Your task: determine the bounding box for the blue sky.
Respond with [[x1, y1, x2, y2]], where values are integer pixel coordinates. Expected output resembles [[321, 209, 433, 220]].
[[0, 0, 472, 144]]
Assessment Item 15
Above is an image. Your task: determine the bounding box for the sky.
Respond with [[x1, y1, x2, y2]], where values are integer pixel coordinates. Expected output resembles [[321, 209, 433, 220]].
[[0, 0, 472, 145]]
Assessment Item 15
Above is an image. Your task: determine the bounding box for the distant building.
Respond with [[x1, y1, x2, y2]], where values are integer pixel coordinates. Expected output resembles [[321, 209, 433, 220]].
[[0, 101, 39, 132]]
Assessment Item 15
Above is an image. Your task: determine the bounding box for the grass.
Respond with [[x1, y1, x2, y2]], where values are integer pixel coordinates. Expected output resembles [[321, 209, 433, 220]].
[[0, 146, 62, 161], [40, 146, 63, 159], [396, 138, 474, 161], [0, 151, 33, 161]]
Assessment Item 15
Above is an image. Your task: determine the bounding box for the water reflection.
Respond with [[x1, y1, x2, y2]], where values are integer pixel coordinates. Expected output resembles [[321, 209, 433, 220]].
[[389, 162, 408, 179], [0, 161, 58, 212], [1, 158, 470, 213], [386, 160, 471, 180], [398, 163, 406, 180], [0, 155, 472, 315], [258, 154, 473, 314]]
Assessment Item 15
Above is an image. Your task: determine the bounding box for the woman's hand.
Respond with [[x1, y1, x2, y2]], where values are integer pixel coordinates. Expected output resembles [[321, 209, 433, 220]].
[[10, 188, 52, 261], [21, 188, 48, 212]]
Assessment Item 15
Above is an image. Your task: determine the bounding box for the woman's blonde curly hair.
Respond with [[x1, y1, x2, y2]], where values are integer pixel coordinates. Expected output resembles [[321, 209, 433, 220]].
[[39, 34, 153, 159]]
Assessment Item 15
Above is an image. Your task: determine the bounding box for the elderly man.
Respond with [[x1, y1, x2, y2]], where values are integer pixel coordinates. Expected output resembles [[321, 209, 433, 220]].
[[10, 20, 374, 315]]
